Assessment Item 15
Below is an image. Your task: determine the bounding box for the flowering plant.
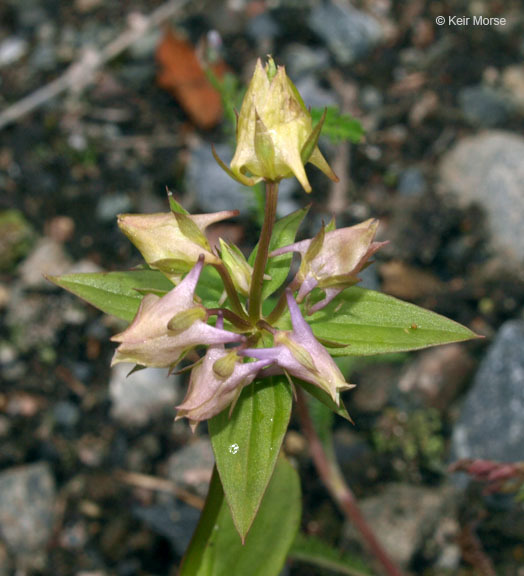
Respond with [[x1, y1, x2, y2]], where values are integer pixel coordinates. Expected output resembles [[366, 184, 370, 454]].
[[50, 58, 477, 576]]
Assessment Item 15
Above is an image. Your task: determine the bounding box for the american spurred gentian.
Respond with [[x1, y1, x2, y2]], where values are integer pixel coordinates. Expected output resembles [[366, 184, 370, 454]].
[[111, 257, 241, 368]]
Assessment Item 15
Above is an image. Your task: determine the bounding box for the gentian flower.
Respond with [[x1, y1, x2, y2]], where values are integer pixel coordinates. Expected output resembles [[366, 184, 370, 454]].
[[117, 209, 238, 283], [241, 291, 353, 404], [271, 218, 386, 313], [111, 257, 241, 368], [213, 58, 337, 192], [176, 316, 270, 429]]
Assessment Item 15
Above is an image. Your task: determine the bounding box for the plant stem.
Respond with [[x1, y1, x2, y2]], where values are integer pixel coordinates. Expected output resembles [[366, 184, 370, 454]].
[[296, 388, 405, 576], [206, 308, 253, 331], [213, 262, 248, 320], [266, 278, 299, 324], [248, 180, 278, 323]]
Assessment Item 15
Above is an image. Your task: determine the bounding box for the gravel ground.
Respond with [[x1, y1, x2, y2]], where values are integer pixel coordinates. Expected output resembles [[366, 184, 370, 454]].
[[1, 1, 524, 574]]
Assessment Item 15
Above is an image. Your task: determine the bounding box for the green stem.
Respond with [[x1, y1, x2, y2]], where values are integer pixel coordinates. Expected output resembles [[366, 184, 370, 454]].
[[248, 180, 278, 322], [266, 277, 300, 324], [206, 308, 253, 332], [213, 262, 248, 320]]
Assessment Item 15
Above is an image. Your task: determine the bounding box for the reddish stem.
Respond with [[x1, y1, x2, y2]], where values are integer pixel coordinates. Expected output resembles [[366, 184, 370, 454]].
[[296, 388, 405, 576]]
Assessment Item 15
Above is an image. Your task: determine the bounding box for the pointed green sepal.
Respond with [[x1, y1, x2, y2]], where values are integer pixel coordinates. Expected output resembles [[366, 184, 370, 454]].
[[301, 107, 327, 164], [212, 144, 260, 187], [174, 212, 211, 251], [167, 190, 189, 215]]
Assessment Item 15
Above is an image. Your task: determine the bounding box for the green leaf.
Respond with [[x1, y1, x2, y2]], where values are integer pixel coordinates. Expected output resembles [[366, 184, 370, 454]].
[[181, 457, 301, 576], [47, 269, 174, 322], [249, 205, 309, 299], [310, 106, 364, 144], [289, 533, 372, 576], [196, 265, 225, 309], [277, 287, 479, 356], [208, 376, 292, 541], [298, 377, 353, 423], [48, 265, 224, 323]]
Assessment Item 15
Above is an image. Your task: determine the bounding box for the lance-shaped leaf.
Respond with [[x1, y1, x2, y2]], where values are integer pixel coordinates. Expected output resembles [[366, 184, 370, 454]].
[[275, 287, 480, 356], [208, 375, 292, 542], [47, 269, 175, 323], [111, 258, 241, 368], [47, 265, 224, 323], [180, 457, 301, 576]]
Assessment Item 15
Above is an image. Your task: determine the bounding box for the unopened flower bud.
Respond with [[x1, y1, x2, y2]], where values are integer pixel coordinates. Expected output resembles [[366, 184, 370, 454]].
[[213, 58, 337, 193], [271, 218, 387, 313], [219, 239, 253, 296], [117, 209, 238, 283]]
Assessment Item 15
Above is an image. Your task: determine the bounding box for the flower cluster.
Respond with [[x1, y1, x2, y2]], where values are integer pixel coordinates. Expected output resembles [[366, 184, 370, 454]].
[[111, 58, 385, 429]]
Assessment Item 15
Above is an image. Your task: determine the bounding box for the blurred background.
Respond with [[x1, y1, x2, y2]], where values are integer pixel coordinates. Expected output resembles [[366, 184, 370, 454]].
[[1, 0, 524, 574]]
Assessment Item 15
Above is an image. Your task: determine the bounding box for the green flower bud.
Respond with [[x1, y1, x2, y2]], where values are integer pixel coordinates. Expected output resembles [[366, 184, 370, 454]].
[[213, 58, 338, 193]]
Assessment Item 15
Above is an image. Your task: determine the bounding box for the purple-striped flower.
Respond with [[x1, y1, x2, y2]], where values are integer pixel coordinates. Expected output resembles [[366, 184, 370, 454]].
[[176, 317, 270, 429], [111, 257, 241, 369], [271, 218, 386, 313], [241, 291, 353, 404]]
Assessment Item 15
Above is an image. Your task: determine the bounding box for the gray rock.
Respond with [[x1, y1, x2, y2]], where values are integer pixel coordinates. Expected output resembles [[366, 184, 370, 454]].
[[109, 364, 178, 426], [19, 238, 72, 288], [451, 320, 524, 463], [360, 85, 384, 112], [168, 438, 214, 499], [0, 37, 28, 68], [0, 463, 55, 558], [133, 501, 200, 556], [187, 142, 255, 214], [52, 401, 80, 429], [246, 12, 280, 42], [295, 75, 338, 110], [282, 44, 330, 80], [333, 429, 374, 485], [398, 167, 427, 198], [30, 42, 57, 72], [133, 439, 214, 555], [96, 193, 132, 223], [343, 483, 455, 568], [458, 85, 513, 127], [6, 288, 83, 353], [398, 345, 474, 411], [439, 131, 524, 261], [16, 0, 48, 28], [308, 0, 383, 66]]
